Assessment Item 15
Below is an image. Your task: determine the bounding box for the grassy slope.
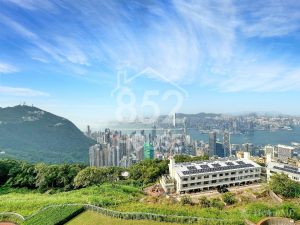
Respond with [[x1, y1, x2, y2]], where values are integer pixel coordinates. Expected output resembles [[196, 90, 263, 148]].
[[0, 184, 142, 216], [0, 184, 299, 223], [66, 211, 185, 225]]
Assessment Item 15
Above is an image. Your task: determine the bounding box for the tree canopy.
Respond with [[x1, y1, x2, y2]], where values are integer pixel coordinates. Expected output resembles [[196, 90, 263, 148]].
[[269, 173, 300, 198]]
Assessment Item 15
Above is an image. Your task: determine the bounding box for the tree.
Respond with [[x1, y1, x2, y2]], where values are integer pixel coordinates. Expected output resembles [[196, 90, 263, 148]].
[[222, 192, 236, 205], [269, 173, 300, 198], [174, 155, 209, 163], [7, 161, 36, 188], [74, 166, 124, 188], [129, 159, 168, 185], [0, 159, 19, 186]]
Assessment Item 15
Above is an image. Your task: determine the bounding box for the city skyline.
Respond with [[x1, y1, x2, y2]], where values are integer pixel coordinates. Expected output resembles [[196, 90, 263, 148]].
[[1, 1, 300, 128]]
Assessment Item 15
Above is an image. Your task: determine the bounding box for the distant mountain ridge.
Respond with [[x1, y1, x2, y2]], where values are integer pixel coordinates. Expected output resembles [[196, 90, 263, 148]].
[[0, 105, 96, 163]]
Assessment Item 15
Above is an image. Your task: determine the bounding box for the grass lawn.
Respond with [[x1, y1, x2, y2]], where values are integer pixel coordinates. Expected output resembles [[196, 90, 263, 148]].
[[66, 211, 185, 225], [0, 184, 142, 216], [1, 183, 299, 224]]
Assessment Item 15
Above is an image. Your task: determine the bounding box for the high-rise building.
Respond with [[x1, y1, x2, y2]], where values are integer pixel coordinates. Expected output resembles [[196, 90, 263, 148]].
[[144, 142, 154, 159], [208, 131, 217, 157], [242, 143, 254, 154], [86, 125, 91, 137], [277, 145, 295, 162], [264, 145, 275, 157], [173, 113, 176, 127], [223, 131, 231, 157], [215, 142, 225, 157], [89, 144, 105, 167], [151, 125, 156, 142]]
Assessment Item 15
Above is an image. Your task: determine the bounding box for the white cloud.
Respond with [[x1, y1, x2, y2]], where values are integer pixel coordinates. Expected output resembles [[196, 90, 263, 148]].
[[2, 0, 300, 92], [0, 62, 18, 74], [5, 0, 56, 11], [0, 86, 49, 97]]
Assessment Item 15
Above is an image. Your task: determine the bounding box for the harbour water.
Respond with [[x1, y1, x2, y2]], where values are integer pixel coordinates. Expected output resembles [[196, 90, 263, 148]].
[[188, 127, 300, 146]]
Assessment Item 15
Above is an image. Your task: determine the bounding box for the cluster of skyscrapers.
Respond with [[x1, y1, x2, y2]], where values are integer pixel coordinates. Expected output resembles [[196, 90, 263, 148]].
[[208, 131, 231, 157], [89, 128, 155, 168]]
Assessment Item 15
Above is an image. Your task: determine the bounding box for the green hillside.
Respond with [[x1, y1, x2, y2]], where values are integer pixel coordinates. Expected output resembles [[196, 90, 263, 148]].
[[0, 105, 95, 163]]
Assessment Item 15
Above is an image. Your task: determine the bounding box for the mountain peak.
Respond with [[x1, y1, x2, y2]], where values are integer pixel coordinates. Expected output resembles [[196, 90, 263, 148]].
[[0, 105, 96, 163]]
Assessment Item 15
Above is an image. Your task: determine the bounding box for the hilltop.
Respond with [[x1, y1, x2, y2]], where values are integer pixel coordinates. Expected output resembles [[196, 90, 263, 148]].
[[0, 105, 95, 163]]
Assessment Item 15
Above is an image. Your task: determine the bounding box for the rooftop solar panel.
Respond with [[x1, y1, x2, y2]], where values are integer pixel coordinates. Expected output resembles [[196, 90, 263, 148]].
[[212, 163, 221, 168], [181, 163, 254, 176], [200, 165, 210, 169], [225, 162, 234, 166], [284, 165, 298, 171], [187, 166, 197, 170]]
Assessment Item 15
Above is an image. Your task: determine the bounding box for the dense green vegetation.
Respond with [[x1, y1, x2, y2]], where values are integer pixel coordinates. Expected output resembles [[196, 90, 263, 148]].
[[128, 159, 169, 185], [1, 158, 300, 224], [222, 192, 237, 205], [174, 155, 209, 163], [269, 173, 300, 198], [24, 205, 83, 225], [0, 158, 169, 193], [0, 105, 96, 163]]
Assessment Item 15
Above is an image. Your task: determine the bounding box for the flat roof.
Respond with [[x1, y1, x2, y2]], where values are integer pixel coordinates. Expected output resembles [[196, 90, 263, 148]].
[[173, 158, 261, 177], [269, 162, 300, 175]]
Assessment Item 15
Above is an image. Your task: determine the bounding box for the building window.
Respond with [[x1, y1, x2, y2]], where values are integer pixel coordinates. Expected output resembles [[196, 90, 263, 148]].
[[204, 175, 209, 179], [198, 176, 202, 179], [183, 184, 188, 188], [204, 181, 209, 184], [231, 172, 236, 175], [231, 177, 235, 181], [191, 183, 195, 186], [197, 182, 201, 185], [191, 177, 195, 180], [183, 178, 188, 181], [219, 173, 223, 177], [212, 174, 217, 177], [239, 171, 243, 174], [225, 173, 229, 176], [212, 180, 217, 183]]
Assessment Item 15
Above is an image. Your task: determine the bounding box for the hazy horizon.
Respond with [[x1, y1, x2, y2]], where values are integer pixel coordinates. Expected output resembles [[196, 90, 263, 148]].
[[1, 1, 300, 128]]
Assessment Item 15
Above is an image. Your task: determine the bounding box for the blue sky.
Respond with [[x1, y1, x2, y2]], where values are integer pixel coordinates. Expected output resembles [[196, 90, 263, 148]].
[[0, 0, 300, 129]]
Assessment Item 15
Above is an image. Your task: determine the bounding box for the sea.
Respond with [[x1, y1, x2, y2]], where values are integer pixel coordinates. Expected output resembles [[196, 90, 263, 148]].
[[106, 123, 300, 146], [188, 127, 300, 146]]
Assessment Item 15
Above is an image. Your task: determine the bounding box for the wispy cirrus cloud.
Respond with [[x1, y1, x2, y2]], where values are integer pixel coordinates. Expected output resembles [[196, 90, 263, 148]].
[[1, 0, 300, 93], [0, 85, 49, 97], [0, 62, 18, 74]]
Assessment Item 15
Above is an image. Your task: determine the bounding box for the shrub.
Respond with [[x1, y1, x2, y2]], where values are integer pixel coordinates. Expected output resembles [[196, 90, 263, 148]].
[[210, 198, 224, 210], [181, 195, 193, 205], [222, 192, 236, 205], [199, 196, 211, 208]]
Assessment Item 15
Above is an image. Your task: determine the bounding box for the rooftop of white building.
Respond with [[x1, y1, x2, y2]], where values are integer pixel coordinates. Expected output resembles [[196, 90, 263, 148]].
[[268, 161, 300, 175], [173, 157, 261, 177]]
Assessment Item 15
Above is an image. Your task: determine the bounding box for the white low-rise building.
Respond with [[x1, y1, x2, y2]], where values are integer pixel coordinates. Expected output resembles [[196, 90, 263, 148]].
[[266, 153, 300, 182], [161, 152, 262, 194]]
